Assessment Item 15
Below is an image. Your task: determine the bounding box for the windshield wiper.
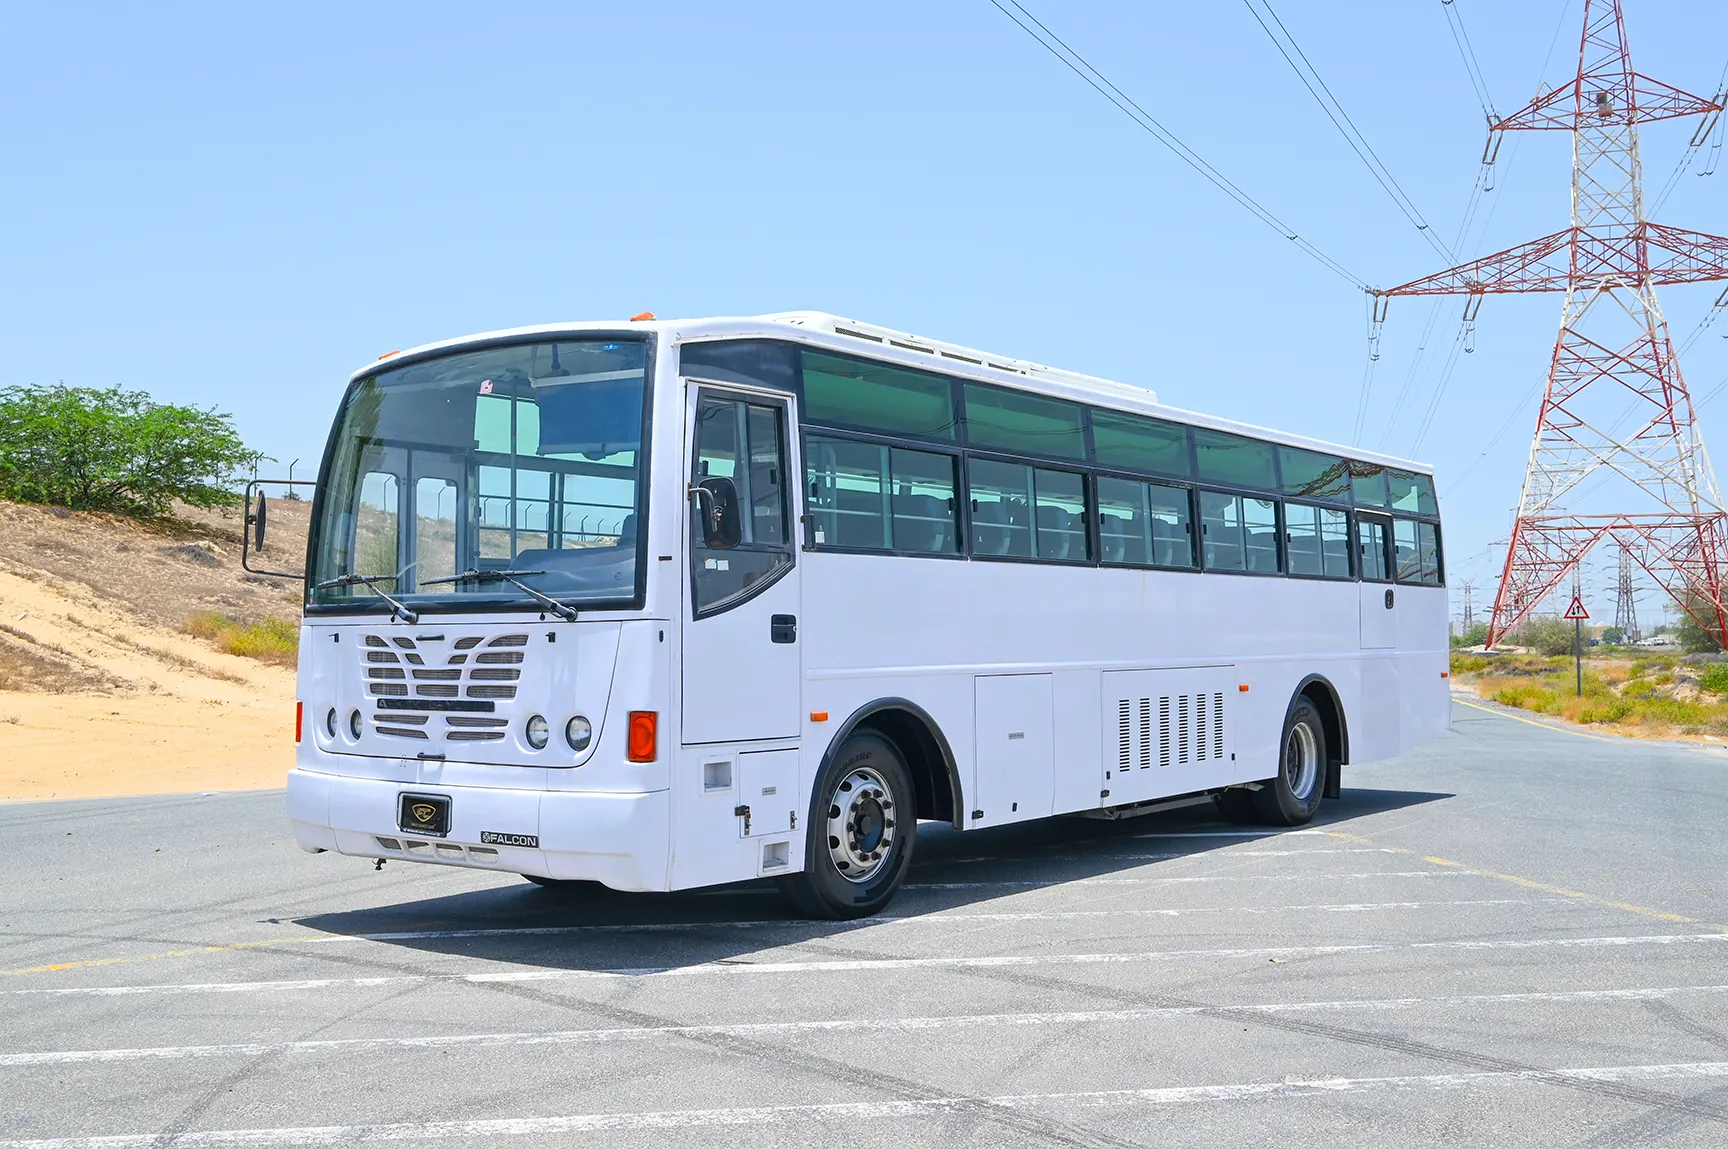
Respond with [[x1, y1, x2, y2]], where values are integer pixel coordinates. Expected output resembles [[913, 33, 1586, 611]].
[[420, 569, 578, 621], [315, 574, 419, 623]]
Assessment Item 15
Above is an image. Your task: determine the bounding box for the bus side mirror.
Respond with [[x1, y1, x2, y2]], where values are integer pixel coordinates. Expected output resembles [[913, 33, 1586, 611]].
[[693, 477, 742, 550], [241, 478, 316, 580], [250, 493, 269, 552]]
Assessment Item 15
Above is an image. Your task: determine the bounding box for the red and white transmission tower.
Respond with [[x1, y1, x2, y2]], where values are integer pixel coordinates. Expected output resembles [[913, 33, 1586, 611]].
[[1377, 0, 1728, 647]]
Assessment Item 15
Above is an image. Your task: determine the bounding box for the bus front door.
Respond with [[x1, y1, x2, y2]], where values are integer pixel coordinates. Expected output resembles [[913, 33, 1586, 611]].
[[681, 386, 802, 745]]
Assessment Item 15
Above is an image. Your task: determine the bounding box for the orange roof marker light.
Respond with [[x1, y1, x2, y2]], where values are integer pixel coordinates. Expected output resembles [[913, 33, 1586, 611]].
[[377, 350, 401, 360], [629, 312, 656, 322]]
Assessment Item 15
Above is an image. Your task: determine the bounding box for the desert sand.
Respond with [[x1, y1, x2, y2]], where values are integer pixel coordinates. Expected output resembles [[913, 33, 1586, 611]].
[[0, 503, 301, 802]]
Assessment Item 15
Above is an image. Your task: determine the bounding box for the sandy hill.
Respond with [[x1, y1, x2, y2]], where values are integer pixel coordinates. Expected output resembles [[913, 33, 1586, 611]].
[[0, 497, 311, 801]]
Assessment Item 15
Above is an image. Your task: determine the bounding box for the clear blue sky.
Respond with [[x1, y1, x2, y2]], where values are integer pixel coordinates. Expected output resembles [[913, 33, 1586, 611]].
[[2, 1, 1724, 620]]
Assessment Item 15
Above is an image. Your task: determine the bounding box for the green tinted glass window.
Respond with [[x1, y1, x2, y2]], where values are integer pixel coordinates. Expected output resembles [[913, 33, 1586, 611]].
[[801, 351, 956, 440], [1091, 410, 1191, 477], [1280, 446, 1350, 500], [962, 383, 1086, 460], [1351, 461, 1389, 507], [1389, 470, 1439, 516], [1194, 430, 1277, 490]]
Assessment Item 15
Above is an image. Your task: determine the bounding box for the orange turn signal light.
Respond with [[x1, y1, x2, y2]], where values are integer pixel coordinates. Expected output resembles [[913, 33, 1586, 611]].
[[295, 701, 303, 744], [810, 711, 829, 723], [627, 711, 658, 762], [629, 311, 656, 322], [1238, 684, 1250, 692], [1441, 671, 1450, 678]]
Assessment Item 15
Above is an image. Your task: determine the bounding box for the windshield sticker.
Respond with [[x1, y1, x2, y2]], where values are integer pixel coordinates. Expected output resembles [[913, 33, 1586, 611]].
[[478, 379, 494, 394]]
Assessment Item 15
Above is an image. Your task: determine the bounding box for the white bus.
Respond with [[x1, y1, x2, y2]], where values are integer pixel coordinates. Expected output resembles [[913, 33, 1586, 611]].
[[285, 312, 1449, 918]]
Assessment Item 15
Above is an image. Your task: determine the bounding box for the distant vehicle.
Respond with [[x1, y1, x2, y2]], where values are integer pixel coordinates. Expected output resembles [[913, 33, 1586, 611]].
[[281, 313, 1450, 918]]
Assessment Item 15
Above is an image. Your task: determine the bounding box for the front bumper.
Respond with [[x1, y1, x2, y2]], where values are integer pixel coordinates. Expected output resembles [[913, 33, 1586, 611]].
[[286, 769, 671, 892]]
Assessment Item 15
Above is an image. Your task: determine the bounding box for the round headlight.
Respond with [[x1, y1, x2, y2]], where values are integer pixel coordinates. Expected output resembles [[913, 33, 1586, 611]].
[[565, 715, 593, 752], [525, 715, 550, 750], [348, 709, 363, 740], [325, 708, 338, 739]]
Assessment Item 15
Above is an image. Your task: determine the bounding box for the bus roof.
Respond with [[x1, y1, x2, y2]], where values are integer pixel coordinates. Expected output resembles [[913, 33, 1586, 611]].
[[354, 311, 1434, 475]]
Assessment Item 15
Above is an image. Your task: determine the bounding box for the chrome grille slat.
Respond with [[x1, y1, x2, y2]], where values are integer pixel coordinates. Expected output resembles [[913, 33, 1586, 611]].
[[359, 630, 530, 737]]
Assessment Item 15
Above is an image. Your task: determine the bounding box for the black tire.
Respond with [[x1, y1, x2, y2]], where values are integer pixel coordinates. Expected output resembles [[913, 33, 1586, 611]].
[[778, 730, 917, 920], [1253, 697, 1328, 826], [1212, 789, 1259, 823]]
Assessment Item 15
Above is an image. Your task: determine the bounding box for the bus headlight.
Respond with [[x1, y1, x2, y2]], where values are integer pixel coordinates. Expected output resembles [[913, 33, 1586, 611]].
[[565, 715, 592, 752], [348, 709, 363, 741], [325, 708, 337, 739], [525, 715, 550, 750]]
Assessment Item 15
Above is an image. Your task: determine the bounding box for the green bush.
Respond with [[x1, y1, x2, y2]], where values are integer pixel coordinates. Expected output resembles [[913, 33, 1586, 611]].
[[1699, 664, 1728, 694], [1579, 699, 1633, 724], [1514, 617, 1577, 656], [0, 384, 256, 517], [182, 613, 299, 666]]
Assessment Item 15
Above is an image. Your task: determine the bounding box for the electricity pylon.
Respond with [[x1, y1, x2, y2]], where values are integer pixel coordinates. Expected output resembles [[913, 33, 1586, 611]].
[[1376, 0, 1728, 648], [1614, 544, 1641, 640]]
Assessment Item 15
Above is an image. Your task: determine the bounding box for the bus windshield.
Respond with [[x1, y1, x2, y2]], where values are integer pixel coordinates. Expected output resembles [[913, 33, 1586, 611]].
[[309, 338, 648, 612]]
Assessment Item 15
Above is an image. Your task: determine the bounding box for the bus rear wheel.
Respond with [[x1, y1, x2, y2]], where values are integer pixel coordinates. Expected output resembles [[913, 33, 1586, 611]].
[[1253, 697, 1328, 826], [779, 730, 917, 920]]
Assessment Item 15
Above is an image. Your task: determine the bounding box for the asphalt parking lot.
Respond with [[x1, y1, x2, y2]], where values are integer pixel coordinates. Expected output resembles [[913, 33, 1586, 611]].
[[4, 698, 1728, 1147]]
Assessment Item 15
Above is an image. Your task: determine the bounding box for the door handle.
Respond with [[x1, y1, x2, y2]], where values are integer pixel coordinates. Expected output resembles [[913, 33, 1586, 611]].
[[1384, 589, 1395, 609], [771, 614, 797, 643]]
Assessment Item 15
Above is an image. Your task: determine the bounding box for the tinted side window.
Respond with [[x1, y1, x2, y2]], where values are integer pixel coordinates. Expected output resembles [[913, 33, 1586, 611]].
[[1394, 519, 1443, 585], [890, 447, 960, 554], [1358, 516, 1390, 580], [806, 436, 888, 550], [1351, 462, 1389, 508], [963, 384, 1086, 460], [1195, 430, 1277, 490], [1091, 410, 1192, 478], [691, 394, 792, 614], [802, 351, 957, 440], [1098, 477, 1194, 568], [1199, 491, 1277, 572], [1286, 502, 1351, 579], [968, 458, 1034, 558], [1280, 447, 1351, 501], [1389, 470, 1439, 516]]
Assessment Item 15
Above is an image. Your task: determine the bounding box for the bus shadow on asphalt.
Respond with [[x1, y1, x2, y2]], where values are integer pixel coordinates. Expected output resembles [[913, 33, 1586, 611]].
[[291, 787, 1451, 971]]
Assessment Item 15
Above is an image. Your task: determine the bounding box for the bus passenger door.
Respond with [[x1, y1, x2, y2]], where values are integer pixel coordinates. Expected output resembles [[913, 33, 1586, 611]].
[[681, 386, 801, 745]]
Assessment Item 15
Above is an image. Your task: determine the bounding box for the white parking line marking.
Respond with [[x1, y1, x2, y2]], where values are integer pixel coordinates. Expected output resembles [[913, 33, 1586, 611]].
[[906, 869, 1477, 889], [1134, 830, 1333, 838], [5, 1062, 1727, 1144], [8, 983, 1727, 1068], [6, 933, 1723, 998]]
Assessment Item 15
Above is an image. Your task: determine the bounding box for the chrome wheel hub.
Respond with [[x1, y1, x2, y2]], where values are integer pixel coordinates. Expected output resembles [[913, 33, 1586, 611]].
[[1284, 721, 1319, 802], [825, 766, 897, 883]]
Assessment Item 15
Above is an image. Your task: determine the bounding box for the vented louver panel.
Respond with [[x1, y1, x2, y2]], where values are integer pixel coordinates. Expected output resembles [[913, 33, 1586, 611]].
[[1159, 698, 1172, 768], [1116, 700, 1131, 771], [1101, 668, 1236, 800], [357, 631, 534, 741]]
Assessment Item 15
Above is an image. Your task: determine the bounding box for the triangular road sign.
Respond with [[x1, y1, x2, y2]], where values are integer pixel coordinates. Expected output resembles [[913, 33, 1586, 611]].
[[1563, 596, 1590, 621]]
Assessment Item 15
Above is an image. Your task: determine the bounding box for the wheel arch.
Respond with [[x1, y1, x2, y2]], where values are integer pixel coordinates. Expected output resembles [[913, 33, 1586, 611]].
[[822, 698, 962, 829], [1291, 674, 1348, 800]]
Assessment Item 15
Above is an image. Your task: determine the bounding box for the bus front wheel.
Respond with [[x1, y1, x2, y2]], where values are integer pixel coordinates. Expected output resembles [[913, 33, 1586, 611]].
[[779, 730, 917, 920], [1253, 697, 1328, 826]]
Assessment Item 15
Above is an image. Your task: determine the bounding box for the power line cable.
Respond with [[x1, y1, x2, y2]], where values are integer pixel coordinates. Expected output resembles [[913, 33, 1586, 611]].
[[1242, 0, 1456, 264], [988, 0, 1367, 290], [1441, 0, 1498, 121]]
